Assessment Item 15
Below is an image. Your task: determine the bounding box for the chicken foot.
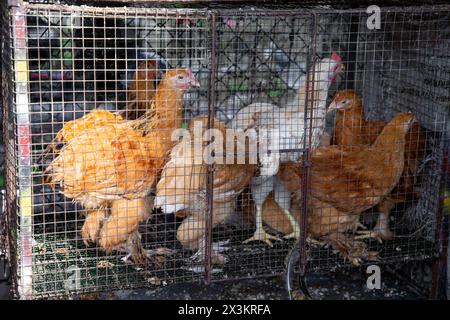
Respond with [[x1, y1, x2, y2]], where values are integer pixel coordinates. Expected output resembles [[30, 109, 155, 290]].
[[190, 238, 230, 265], [116, 231, 161, 267], [244, 176, 281, 246], [355, 199, 395, 243], [323, 233, 379, 267], [243, 203, 280, 246]]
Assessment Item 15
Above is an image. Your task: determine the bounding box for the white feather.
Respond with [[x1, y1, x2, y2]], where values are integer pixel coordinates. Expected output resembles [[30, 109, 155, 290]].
[[229, 57, 342, 212]]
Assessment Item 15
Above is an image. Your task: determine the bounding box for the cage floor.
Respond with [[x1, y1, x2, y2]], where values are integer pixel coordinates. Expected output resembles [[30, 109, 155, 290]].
[[30, 213, 436, 298], [63, 268, 425, 300], [31, 223, 294, 297]]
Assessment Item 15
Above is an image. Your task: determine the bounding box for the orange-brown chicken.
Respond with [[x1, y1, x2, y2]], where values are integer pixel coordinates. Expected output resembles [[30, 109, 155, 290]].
[[330, 90, 386, 147], [276, 112, 417, 265], [45, 68, 200, 264], [328, 90, 426, 240], [126, 60, 159, 120], [155, 116, 255, 265]]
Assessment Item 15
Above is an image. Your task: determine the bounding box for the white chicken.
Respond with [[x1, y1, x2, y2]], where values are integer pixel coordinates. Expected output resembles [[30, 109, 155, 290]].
[[230, 53, 344, 245]]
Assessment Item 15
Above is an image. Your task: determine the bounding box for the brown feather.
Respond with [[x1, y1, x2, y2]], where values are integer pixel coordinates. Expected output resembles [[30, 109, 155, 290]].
[[126, 60, 158, 120]]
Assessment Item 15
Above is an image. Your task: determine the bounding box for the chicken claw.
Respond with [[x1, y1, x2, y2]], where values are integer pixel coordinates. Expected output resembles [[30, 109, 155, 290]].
[[306, 237, 326, 247], [243, 230, 280, 247], [191, 240, 230, 265], [284, 232, 300, 240], [191, 251, 227, 265], [324, 233, 379, 267], [354, 229, 390, 244], [243, 200, 280, 247], [117, 232, 162, 268], [357, 209, 395, 242], [146, 247, 177, 257], [352, 222, 367, 232]]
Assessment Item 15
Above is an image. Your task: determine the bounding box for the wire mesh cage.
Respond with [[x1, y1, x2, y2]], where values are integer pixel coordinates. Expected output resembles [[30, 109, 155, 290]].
[[1, 0, 449, 299]]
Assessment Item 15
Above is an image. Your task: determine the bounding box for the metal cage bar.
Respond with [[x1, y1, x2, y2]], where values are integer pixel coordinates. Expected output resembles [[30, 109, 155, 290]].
[[10, 0, 33, 299], [203, 10, 217, 284], [1, 1, 449, 299], [297, 10, 317, 282]]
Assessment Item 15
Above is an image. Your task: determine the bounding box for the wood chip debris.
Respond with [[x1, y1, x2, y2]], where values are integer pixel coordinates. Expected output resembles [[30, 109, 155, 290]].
[[54, 247, 69, 254], [97, 260, 115, 268]]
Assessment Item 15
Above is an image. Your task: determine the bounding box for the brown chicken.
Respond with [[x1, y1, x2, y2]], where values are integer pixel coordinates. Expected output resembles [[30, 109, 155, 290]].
[[155, 116, 255, 264], [45, 68, 200, 264], [276, 112, 417, 265], [125, 60, 159, 120], [330, 90, 386, 148], [328, 90, 426, 240]]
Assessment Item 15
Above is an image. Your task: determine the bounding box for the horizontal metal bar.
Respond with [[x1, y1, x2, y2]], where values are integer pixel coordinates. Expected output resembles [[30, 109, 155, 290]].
[[23, 2, 450, 16]]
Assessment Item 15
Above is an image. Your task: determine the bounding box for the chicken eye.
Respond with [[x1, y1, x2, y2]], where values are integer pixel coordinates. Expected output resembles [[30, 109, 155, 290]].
[[178, 75, 184, 80]]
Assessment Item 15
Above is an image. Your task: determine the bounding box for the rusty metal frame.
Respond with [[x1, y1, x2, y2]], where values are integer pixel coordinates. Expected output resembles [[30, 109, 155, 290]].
[[9, 0, 33, 299], [296, 10, 317, 286], [204, 9, 217, 284], [1, 0, 18, 299], [431, 146, 449, 298]]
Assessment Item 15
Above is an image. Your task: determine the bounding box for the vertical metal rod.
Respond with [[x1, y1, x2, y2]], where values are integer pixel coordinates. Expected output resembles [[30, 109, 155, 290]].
[[430, 147, 449, 299], [347, 13, 359, 89], [298, 11, 318, 279], [11, 1, 33, 299], [2, 0, 19, 298], [204, 10, 217, 285]]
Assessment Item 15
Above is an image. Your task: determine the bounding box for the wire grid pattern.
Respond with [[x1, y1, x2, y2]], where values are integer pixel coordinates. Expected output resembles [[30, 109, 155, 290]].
[[2, 0, 20, 296], [9, 3, 212, 298], [0, 0, 7, 246], [210, 11, 349, 281], [306, 8, 450, 271], [1, 2, 449, 298], [357, 7, 450, 237]]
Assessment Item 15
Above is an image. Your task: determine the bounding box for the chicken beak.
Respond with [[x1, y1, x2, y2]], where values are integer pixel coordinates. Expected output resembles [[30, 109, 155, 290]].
[[189, 77, 201, 88], [326, 101, 337, 113]]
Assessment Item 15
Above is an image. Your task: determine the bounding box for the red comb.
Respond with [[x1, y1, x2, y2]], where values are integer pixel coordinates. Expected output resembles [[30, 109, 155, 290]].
[[331, 52, 342, 62]]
